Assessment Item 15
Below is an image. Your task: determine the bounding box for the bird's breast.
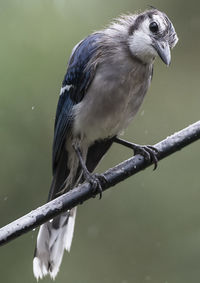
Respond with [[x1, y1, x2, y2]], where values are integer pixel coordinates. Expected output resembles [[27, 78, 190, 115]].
[[73, 61, 152, 143]]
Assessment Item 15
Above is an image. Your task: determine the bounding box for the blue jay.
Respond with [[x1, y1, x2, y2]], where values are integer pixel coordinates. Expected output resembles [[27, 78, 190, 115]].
[[33, 8, 178, 279]]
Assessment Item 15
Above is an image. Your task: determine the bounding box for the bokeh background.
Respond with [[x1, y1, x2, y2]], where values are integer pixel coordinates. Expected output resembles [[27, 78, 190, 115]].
[[0, 0, 199, 282]]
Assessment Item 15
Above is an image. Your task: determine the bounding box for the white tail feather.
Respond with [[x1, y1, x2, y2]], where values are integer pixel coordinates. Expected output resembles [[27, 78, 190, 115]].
[[33, 224, 50, 280], [65, 207, 77, 252], [33, 207, 77, 280]]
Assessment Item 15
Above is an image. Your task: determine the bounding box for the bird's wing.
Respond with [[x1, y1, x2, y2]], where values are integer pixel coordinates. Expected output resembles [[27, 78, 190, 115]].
[[48, 33, 102, 200], [52, 33, 102, 175]]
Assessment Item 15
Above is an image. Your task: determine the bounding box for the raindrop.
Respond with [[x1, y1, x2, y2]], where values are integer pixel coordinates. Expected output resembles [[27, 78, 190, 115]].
[[141, 110, 145, 116], [156, 241, 161, 248], [88, 225, 99, 238], [145, 275, 151, 281]]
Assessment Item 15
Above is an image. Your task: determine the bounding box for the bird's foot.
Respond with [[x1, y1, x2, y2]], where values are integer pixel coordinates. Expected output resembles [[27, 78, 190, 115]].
[[72, 142, 108, 198], [83, 171, 108, 199], [132, 144, 158, 170], [114, 137, 158, 170]]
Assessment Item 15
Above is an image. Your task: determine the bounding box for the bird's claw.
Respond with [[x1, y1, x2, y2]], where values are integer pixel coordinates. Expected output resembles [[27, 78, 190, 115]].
[[133, 144, 158, 170], [83, 172, 107, 199]]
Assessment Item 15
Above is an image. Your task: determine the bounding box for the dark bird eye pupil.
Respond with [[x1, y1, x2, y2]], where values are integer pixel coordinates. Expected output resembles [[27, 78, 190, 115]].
[[149, 22, 159, 33]]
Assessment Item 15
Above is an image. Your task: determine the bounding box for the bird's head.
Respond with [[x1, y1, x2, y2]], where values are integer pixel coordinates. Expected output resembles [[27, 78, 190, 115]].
[[128, 9, 178, 65]]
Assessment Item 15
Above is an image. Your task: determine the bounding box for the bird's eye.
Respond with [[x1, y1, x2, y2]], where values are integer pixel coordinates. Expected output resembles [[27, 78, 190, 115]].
[[149, 22, 159, 33]]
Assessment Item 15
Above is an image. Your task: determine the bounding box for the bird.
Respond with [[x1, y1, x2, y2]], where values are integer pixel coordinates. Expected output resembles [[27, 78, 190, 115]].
[[33, 8, 178, 280]]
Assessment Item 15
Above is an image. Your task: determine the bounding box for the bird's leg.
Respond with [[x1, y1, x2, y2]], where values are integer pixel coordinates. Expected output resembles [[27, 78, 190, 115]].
[[72, 143, 107, 199], [114, 137, 158, 170]]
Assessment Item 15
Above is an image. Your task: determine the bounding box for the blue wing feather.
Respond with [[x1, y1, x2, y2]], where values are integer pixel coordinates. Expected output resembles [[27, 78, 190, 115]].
[[52, 33, 102, 174]]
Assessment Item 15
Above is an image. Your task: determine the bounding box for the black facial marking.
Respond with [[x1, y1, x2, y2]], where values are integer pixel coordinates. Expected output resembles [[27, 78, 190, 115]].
[[129, 14, 146, 35]]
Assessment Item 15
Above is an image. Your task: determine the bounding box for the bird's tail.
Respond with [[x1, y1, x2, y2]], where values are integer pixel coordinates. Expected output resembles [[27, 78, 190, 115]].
[[33, 207, 77, 280], [33, 147, 79, 280]]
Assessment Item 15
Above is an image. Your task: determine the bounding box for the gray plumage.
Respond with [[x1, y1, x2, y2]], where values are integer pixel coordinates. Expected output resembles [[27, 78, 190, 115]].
[[33, 8, 178, 280]]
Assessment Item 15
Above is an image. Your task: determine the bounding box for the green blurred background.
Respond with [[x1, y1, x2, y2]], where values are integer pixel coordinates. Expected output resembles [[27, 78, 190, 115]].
[[0, 0, 200, 282]]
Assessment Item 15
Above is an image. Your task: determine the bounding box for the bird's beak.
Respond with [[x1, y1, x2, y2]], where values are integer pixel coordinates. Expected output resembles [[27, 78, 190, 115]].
[[153, 41, 171, 66]]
